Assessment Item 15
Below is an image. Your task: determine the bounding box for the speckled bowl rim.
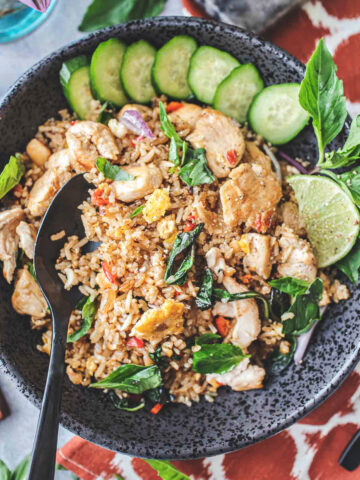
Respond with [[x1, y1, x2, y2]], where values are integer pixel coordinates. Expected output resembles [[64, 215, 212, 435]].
[[0, 17, 359, 460]]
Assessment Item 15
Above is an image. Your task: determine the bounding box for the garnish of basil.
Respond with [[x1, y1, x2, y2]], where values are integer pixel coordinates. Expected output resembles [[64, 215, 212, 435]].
[[336, 237, 360, 284], [159, 101, 183, 148], [130, 204, 144, 218], [195, 268, 214, 310], [164, 223, 204, 285], [67, 296, 98, 343], [268, 277, 310, 297], [96, 157, 134, 181], [269, 336, 297, 375], [109, 391, 145, 412], [90, 364, 162, 394], [0, 155, 25, 200], [179, 147, 216, 186]]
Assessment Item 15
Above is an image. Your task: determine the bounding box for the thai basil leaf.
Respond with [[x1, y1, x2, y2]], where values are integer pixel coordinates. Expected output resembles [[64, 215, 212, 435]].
[[195, 333, 221, 345], [213, 288, 269, 320], [299, 38, 347, 164], [179, 148, 215, 186], [149, 346, 170, 369], [144, 460, 191, 480], [195, 268, 214, 310], [269, 288, 291, 322], [67, 296, 98, 343], [164, 223, 204, 285], [159, 101, 183, 148], [269, 277, 310, 297], [97, 101, 116, 125], [27, 262, 36, 281], [109, 391, 145, 412], [130, 205, 144, 218], [96, 157, 134, 181], [0, 459, 11, 480], [11, 456, 30, 480], [0, 155, 25, 200], [144, 386, 170, 404], [270, 336, 297, 374], [322, 115, 360, 169], [181, 141, 188, 166], [193, 343, 250, 374], [90, 364, 162, 393], [169, 136, 180, 167], [336, 237, 360, 285], [79, 0, 166, 32]]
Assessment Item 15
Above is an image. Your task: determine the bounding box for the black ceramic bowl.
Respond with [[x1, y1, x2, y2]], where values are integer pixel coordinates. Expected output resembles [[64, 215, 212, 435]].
[[0, 17, 359, 460]]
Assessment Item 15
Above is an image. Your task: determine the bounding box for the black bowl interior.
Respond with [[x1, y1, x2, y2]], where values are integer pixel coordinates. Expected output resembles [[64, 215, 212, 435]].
[[0, 17, 359, 460]]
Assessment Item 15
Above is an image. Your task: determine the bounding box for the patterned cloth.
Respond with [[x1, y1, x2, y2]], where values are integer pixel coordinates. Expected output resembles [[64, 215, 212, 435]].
[[57, 1, 360, 478]]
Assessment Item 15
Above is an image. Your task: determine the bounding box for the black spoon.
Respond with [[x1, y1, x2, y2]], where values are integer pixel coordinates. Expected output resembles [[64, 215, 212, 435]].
[[28, 174, 98, 480]]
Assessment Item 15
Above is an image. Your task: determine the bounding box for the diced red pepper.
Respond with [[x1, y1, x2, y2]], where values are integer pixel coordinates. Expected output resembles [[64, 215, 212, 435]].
[[101, 261, 117, 284], [91, 188, 109, 207], [187, 215, 196, 222], [184, 222, 196, 232], [241, 274, 252, 285], [226, 149, 238, 166], [127, 337, 144, 348], [69, 120, 76, 126], [150, 403, 163, 415], [166, 101, 183, 113], [215, 316, 231, 337], [131, 135, 145, 146]]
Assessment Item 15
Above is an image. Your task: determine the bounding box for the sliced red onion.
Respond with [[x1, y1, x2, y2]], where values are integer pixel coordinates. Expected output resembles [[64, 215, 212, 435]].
[[294, 306, 327, 364], [18, 0, 51, 12], [263, 144, 282, 181], [120, 110, 155, 139], [277, 150, 309, 175]]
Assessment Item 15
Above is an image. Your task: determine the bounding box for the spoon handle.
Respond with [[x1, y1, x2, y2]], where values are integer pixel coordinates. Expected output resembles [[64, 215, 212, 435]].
[[28, 319, 68, 480]]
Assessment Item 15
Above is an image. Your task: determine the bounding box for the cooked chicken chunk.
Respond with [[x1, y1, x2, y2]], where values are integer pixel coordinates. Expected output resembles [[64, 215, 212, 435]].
[[213, 276, 261, 349], [241, 233, 277, 279], [46, 148, 73, 171], [207, 357, 265, 391], [112, 164, 162, 203], [277, 225, 317, 282], [169, 102, 202, 129], [278, 201, 306, 236], [220, 161, 282, 228], [11, 268, 48, 318], [187, 108, 245, 178], [194, 190, 223, 234], [0, 207, 24, 283], [16, 221, 37, 259], [205, 247, 234, 282], [243, 141, 272, 171]]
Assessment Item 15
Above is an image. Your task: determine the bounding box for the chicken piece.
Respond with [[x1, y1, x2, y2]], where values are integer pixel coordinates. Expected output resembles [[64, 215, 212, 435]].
[[243, 141, 272, 171], [205, 247, 234, 282], [220, 161, 282, 228], [213, 276, 261, 349], [207, 357, 265, 391], [66, 121, 119, 172], [27, 167, 71, 217], [108, 119, 128, 139], [16, 221, 37, 260], [240, 233, 277, 279], [194, 190, 222, 234], [132, 299, 184, 342], [112, 165, 162, 203], [277, 225, 317, 282], [278, 201, 306, 236], [142, 189, 171, 223], [11, 268, 48, 318], [0, 207, 24, 283], [168, 102, 203, 129], [46, 148, 73, 171], [187, 108, 245, 178]]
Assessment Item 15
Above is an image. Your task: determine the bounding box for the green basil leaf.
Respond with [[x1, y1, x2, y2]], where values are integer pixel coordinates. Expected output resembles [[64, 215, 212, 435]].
[[195, 333, 221, 345], [11, 456, 29, 480], [0, 459, 11, 480], [159, 101, 183, 148], [164, 223, 204, 285], [181, 141, 188, 166], [213, 288, 270, 320], [269, 277, 310, 297], [179, 148, 215, 186], [322, 115, 360, 169], [0, 155, 25, 200], [27, 262, 36, 281], [90, 364, 162, 393], [67, 296, 98, 343], [336, 237, 360, 284], [144, 460, 190, 480], [96, 157, 134, 181], [269, 288, 291, 322], [109, 391, 145, 412], [130, 205, 144, 218], [270, 336, 297, 374], [169, 136, 180, 167], [195, 268, 214, 310], [193, 343, 250, 374], [97, 101, 116, 125], [339, 168, 360, 207], [79, 0, 166, 32], [299, 38, 347, 164], [74, 295, 88, 310], [149, 346, 170, 369], [144, 386, 170, 404]]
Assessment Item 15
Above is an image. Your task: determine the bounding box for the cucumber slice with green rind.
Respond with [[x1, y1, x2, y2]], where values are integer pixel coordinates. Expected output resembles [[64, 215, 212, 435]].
[[60, 56, 94, 120], [188, 46, 240, 104], [121, 40, 156, 104], [152, 35, 198, 100], [90, 38, 128, 107], [214, 64, 264, 123], [248, 83, 310, 145]]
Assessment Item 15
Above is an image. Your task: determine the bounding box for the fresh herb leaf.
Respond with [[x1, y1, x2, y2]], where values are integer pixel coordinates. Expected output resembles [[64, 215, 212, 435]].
[[159, 101, 183, 148], [338, 168, 360, 207], [169, 136, 180, 167], [0, 155, 25, 200], [164, 223, 204, 285], [11, 456, 29, 480], [97, 101, 116, 125], [299, 38, 347, 164], [149, 346, 170, 369], [27, 262, 36, 281], [181, 141, 188, 166], [322, 115, 360, 169], [336, 237, 360, 284], [270, 336, 297, 374], [79, 0, 166, 32], [75, 295, 88, 310], [144, 460, 191, 480], [213, 288, 270, 320], [195, 333, 221, 345], [193, 342, 250, 374], [96, 157, 134, 181], [67, 296, 97, 343], [109, 391, 145, 412], [269, 277, 310, 297], [269, 288, 291, 322], [90, 364, 162, 393], [144, 386, 170, 404], [179, 148, 215, 186], [130, 205, 144, 218], [0, 459, 11, 480], [195, 268, 214, 310]]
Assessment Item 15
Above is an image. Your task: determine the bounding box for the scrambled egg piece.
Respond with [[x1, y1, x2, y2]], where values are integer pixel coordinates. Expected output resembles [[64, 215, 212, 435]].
[[143, 189, 171, 223], [157, 214, 178, 245], [132, 299, 184, 342]]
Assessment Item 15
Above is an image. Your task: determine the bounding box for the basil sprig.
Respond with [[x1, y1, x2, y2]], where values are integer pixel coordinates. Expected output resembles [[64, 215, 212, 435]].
[[321, 115, 360, 169], [164, 223, 204, 285], [67, 296, 98, 343], [336, 237, 360, 285], [90, 364, 162, 394], [130, 204, 144, 218], [268, 277, 310, 297], [109, 391, 145, 412], [96, 157, 134, 181], [269, 336, 297, 375], [0, 155, 25, 200]]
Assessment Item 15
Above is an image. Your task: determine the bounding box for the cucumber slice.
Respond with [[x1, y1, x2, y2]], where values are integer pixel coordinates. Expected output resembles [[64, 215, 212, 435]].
[[188, 46, 240, 104], [248, 83, 310, 145], [152, 35, 198, 100], [121, 40, 156, 104], [90, 38, 128, 107], [214, 64, 264, 123], [60, 56, 94, 120]]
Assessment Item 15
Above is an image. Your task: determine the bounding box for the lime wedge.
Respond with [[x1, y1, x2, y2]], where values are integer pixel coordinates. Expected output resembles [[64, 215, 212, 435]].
[[287, 175, 360, 267]]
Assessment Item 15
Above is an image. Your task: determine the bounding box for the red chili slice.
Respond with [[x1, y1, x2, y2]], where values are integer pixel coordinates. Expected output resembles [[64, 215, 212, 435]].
[[91, 188, 109, 207], [101, 261, 117, 284], [166, 102, 183, 113], [126, 337, 144, 348], [184, 222, 196, 232], [226, 149, 238, 166], [150, 403, 163, 415]]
